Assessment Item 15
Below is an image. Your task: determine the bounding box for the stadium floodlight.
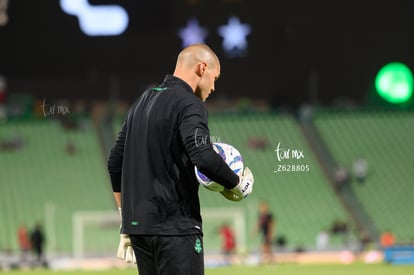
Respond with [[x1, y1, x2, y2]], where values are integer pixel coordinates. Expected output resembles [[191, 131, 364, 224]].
[[60, 0, 129, 36], [375, 62, 413, 104], [178, 17, 208, 48], [218, 16, 251, 58]]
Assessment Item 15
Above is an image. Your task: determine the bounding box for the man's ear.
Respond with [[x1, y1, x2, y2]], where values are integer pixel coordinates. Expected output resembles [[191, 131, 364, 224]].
[[196, 62, 207, 77]]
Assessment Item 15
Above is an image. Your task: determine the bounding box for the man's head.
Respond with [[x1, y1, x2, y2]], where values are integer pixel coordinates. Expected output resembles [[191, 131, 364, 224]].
[[259, 201, 269, 214], [173, 44, 220, 102]]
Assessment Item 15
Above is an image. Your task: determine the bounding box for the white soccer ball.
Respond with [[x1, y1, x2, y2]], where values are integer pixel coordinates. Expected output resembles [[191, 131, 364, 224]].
[[194, 142, 244, 192]]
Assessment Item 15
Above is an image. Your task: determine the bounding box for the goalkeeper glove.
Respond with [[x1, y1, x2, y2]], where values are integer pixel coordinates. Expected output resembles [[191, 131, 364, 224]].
[[117, 208, 136, 264], [221, 167, 254, 201]]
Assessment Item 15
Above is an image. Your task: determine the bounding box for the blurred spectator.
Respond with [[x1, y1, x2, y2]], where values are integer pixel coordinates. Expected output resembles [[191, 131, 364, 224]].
[[30, 223, 46, 267], [248, 136, 268, 150], [330, 219, 348, 235], [65, 141, 77, 155], [219, 223, 236, 264], [0, 136, 24, 152], [316, 229, 330, 250], [330, 219, 350, 246], [380, 230, 395, 248], [219, 223, 236, 255], [352, 158, 368, 183], [256, 201, 275, 264], [333, 165, 349, 190], [358, 229, 372, 253], [17, 224, 31, 262], [294, 245, 306, 253], [275, 234, 287, 251], [60, 118, 79, 131]]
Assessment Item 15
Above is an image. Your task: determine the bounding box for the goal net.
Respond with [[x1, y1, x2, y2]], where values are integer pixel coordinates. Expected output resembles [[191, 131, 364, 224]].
[[73, 207, 247, 257], [201, 207, 247, 254], [72, 211, 120, 258]]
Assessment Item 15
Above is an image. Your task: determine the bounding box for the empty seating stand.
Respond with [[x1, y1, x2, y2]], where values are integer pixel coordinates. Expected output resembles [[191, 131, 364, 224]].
[[0, 118, 114, 253], [313, 109, 414, 243]]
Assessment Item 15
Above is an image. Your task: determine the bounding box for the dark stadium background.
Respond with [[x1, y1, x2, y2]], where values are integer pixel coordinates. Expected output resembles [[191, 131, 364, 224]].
[[1, 0, 414, 270], [0, 0, 413, 108]]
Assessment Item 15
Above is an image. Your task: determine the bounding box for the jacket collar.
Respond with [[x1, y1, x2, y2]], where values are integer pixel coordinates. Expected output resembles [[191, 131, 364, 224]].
[[163, 75, 194, 95]]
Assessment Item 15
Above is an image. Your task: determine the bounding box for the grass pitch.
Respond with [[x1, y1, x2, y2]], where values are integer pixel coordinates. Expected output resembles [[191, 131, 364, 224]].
[[2, 263, 414, 275]]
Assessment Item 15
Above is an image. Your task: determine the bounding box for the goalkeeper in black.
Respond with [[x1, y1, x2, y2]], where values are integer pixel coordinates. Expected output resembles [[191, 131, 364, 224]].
[[107, 44, 254, 275]]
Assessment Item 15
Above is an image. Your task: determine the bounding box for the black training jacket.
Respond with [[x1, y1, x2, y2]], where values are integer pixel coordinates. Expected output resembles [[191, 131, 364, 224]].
[[107, 75, 239, 235]]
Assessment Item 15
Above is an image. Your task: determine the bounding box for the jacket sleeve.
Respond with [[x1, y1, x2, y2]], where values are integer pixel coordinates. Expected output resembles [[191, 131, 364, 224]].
[[107, 118, 127, 192], [179, 101, 239, 189]]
